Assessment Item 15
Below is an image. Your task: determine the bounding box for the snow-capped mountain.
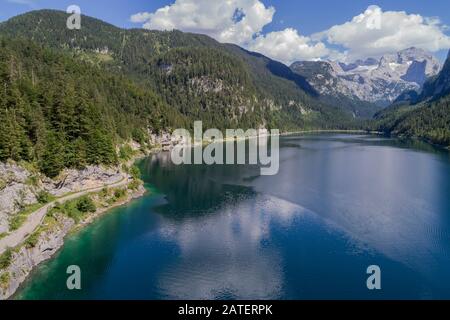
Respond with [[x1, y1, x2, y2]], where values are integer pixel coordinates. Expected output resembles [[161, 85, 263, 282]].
[[291, 47, 441, 107]]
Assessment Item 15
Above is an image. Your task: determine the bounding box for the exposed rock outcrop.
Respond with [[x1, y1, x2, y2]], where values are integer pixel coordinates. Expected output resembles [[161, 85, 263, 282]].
[[291, 47, 441, 107], [0, 184, 145, 300], [0, 214, 74, 299], [0, 163, 124, 234], [0, 163, 38, 234], [42, 166, 123, 197]]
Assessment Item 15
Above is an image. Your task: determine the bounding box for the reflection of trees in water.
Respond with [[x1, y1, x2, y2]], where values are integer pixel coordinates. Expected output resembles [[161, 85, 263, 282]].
[[137, 151, 304, 299], [284, 133, 447, 155], [140, 152, 259, 220]]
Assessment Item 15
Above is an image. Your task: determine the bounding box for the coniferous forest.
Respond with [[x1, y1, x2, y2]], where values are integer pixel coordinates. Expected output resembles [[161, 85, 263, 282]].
[[0, 10, 355, 178], [374, 98, 450, 147], [0, 9, 449, 179], [0, 38, 186, 177]]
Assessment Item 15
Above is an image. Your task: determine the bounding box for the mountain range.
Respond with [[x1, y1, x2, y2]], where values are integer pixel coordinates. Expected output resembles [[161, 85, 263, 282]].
[[374, 50, 450, 147], [291, 48, 441, 117], [0, 9, 352, 130], [0, 9, 354, 177], [0, 9, 448, 178]]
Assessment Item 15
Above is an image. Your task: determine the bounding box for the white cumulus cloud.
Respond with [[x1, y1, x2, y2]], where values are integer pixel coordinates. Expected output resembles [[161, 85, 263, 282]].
[[130, 12, 152, 23], [248, 28, 330, 65], [130, 0, 331, 64], [131, 3, 450, 65], [314, 5, 450, 61], [130, 0, 275, 46]]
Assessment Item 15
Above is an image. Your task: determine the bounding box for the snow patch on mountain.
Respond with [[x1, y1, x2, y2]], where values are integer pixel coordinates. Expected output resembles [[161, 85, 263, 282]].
[[291, 47, 441, 106]]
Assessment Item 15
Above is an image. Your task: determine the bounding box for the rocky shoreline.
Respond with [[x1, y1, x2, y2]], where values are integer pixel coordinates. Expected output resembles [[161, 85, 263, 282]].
[[0, 129, 181, 300], [0, 179, 145, 300], [0, 142, 152, 300], [0, 163, 124, 234]]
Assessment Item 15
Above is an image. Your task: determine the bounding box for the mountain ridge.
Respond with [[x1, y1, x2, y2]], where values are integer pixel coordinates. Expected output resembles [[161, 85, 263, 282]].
[[291, 47, 441, 113], [0, 9, 357, 178], [373, 50, 450, 147], [0, 9, 352, 131]]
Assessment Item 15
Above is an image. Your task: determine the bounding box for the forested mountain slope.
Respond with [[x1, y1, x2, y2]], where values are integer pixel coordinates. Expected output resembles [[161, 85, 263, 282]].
[[374, 52, 450, 147], [0, 10, 353, 130], [0, 9, 366, 178], [0, 38, 186, 177]]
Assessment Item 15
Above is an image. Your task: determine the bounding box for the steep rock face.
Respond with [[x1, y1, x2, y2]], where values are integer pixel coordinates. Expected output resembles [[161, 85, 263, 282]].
[[0, 183, 146, 300], [291, 47, 441, 107], [0, 214, 74, 300], [401, 60, 427, 84], [289, 60, 381, 118], [418, 50, 450, 102], [42, 166, 123, 197], [0, 163, 38, 233], [0, 162, 123, 233], [374, 50, 450, 148], [372, 47, 440, 85]]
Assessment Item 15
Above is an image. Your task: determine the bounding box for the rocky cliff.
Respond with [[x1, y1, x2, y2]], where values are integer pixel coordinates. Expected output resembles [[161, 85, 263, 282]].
[[0, 163, 123, 234], [291, 47, 441, 107], [0, 182, 145, 300], [0, 163, 38, 234]]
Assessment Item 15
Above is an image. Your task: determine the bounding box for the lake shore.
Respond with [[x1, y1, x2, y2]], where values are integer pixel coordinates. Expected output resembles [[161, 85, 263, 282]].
[[4, 130, 445, 300], [281, 129, 382, 136], [14, 133, 450, 299], [0, 156, 147, 300]]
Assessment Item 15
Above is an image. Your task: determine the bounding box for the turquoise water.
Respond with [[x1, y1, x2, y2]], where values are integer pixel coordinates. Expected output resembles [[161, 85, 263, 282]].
[[15, 134, 450, 299]]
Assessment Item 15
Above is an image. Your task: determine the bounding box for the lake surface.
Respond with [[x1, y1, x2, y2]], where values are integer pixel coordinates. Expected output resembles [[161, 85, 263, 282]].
[[15, 134, 450, 299]]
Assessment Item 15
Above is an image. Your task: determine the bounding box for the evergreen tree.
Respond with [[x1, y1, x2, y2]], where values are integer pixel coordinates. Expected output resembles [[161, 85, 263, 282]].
[[39, 131, 65, 178]]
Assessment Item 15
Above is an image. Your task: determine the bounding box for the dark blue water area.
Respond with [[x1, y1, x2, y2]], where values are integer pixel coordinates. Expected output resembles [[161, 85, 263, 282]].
[[15, 134, 450, 299]]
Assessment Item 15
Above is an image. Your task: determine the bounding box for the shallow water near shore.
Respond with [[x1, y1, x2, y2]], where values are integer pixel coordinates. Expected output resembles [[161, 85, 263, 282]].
[[15, 134, 450, 299]]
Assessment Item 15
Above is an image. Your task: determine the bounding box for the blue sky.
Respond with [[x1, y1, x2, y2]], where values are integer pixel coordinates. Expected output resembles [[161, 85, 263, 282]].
[[1, 0, 450, 63]]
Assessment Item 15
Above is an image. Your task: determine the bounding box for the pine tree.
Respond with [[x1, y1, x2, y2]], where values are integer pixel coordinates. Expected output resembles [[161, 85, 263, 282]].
[[39, 131, 65, 178]]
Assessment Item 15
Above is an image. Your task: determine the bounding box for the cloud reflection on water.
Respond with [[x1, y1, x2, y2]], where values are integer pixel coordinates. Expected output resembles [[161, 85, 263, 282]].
[[156, 194, 302, 299]]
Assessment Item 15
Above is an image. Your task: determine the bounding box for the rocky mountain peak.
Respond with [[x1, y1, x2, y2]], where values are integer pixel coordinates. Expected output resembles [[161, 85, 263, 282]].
[[291, 47, 442, 107], [339, 58, 378, 72], [376, 47, 441, 84]]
